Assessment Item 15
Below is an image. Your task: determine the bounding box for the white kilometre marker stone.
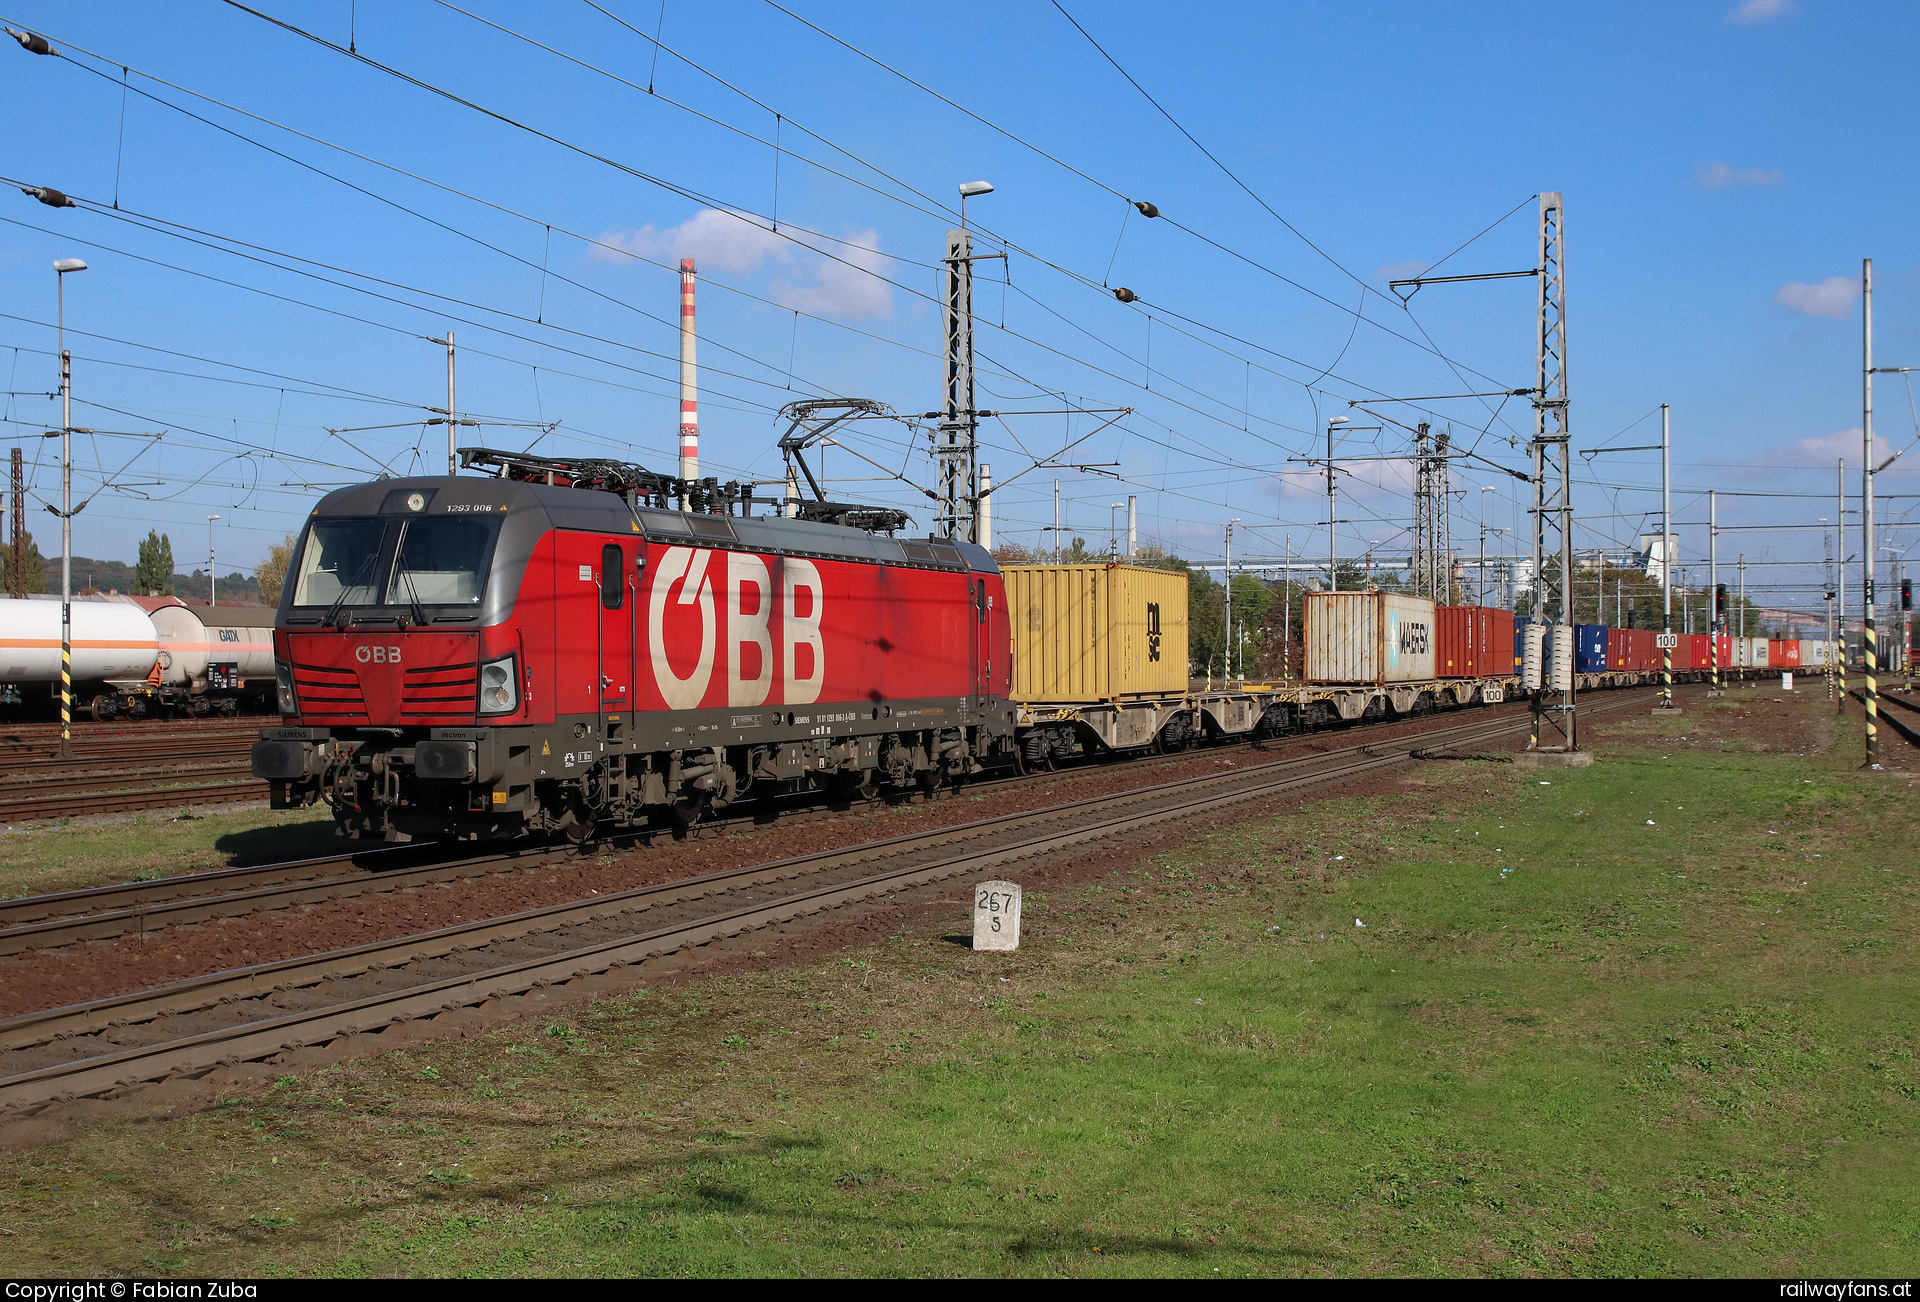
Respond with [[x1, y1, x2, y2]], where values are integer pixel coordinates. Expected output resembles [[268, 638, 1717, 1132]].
[[972, 880, 1022, 951]]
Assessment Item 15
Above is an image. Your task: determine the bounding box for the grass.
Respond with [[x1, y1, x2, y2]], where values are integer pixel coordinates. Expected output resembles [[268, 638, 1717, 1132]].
[[0, 805, 337, 900], [3, 691, 1916, 1276]]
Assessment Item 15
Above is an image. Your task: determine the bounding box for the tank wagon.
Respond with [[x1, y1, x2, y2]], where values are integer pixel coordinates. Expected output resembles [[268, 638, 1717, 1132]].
[[0, 595, 158, 709], [252, 450, 1015, 842], [0, 594, 273, 718]]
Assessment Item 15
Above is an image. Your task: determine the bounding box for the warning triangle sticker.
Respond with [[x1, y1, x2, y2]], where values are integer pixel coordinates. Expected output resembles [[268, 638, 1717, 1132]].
[[541, 741, 551, 756]]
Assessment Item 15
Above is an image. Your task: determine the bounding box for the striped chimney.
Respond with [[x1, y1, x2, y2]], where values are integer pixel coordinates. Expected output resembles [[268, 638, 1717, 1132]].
[[678, 258, 698, 490]]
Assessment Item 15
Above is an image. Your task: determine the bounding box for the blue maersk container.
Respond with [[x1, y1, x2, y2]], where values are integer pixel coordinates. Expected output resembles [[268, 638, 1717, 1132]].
[[1573, 624, 1610, 674]]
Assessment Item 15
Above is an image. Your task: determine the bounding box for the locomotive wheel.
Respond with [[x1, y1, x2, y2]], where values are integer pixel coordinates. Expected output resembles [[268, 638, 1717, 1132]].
[[670, 796, 706, 826], [830, 771, 877, 802], [89, 694, 116, 723], [915, 768, 940, 797]]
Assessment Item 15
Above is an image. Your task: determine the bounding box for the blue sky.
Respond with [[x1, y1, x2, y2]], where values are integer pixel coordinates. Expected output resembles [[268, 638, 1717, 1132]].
[[1, 0, 1915, 617]]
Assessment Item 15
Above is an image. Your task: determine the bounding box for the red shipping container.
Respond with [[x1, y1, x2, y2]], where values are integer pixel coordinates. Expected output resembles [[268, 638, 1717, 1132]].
[[1689, 633, 1709, 670], [1435, 605, 1515, 678], [1715, 634, 1732, 670], [1435, 606, 1474, 678], [1487, 607, 1515, 677], [1770, 639, 1800, 668], [1633, 628, 1655, 671]]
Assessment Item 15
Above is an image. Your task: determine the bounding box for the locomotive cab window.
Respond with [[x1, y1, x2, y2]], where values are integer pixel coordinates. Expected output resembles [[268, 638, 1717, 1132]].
[[601, 543, 625, 609], [292, 520, 387, 607], [390, 516, 494, 605]]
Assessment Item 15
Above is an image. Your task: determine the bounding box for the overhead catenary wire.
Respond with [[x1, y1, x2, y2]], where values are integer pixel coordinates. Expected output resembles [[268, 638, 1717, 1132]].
[[11, 6, 1535, 526]]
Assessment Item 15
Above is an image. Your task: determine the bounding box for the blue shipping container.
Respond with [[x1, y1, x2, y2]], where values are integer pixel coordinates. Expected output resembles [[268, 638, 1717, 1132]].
[[1573, 624, 1610, 674]]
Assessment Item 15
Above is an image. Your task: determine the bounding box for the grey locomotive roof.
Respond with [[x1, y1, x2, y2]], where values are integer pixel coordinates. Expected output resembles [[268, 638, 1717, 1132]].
[[307, 474, 997, 574]]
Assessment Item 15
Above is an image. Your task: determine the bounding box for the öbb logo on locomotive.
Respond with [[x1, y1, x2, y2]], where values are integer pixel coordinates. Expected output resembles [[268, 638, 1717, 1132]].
[[354, 644, 403, 664], [647, 546, 825, 710]]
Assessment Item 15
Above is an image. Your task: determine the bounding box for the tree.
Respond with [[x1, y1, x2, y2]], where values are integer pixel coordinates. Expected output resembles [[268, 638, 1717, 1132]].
[[0, 530, 47, 594], [135, 530, 175, 596], [254, 533, 297, 607]]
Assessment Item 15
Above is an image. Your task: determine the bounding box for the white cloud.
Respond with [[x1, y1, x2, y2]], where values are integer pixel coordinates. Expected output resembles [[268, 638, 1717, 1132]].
[[593, 209, 893, 319], [1703, 427, 1909, 482], [592, 208, 789, 274], [1696, 161, 1784, 188], [1375, 259, 1428, 283], [1774, 277, 1857, 319], [1764, 428, 1867, 466], [1728, 0, 1794, 22], [772, 228, 893, 321]]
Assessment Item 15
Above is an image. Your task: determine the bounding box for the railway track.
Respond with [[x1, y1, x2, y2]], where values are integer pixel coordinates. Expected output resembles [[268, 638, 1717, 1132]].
[[0, 722, 265, 822], [1855, 688, 1920, 749], [0, 778, 268, 823], [0, 692, 1574, 952], [0, 691, 1651, 1116]]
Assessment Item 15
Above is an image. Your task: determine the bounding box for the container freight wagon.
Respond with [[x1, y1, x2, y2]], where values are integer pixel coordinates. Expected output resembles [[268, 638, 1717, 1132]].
[[1001, 564, 1186, 702], [1435, 605, 1514, 678], [1797, 639, 1834, 669], [1303, 592, 1435, 684]]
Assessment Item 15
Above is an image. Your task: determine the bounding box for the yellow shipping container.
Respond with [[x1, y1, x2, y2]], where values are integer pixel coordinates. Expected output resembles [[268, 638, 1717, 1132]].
[[1002, 563, 1188, 702]]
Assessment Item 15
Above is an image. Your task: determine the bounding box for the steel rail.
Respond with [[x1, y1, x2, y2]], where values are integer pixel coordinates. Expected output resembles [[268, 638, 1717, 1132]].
[[0, 762, 256, 797], [1853, 689, 1920, 748], [0, 781, 268, 822], [0, 693, 1651, 1114]]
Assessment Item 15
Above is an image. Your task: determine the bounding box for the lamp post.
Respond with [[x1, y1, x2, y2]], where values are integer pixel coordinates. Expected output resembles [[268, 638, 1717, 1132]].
[[54, 256, 87, 758], [207, 515, 220, 608], [1109, 503, 1125, 557]]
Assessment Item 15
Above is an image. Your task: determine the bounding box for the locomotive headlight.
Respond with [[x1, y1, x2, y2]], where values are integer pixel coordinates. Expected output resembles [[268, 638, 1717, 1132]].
[[478, 655, 518, 715], [275, 659, 299, 716]]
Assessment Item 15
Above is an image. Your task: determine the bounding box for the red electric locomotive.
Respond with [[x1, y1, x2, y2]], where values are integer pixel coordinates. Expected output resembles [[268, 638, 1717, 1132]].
[[252, 450, 1015, 842]]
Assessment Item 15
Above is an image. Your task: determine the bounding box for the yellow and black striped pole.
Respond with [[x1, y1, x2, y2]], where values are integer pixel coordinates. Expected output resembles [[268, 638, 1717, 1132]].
[[1864, 607, 1879, 766], [59, 610, 71, 752]]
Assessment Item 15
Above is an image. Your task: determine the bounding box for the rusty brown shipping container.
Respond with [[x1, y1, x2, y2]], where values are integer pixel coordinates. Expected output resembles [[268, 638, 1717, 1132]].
[[1435, 605, 1515, 678], [1303, 591, 1436, 684], [1002, 563, 1188, 702]]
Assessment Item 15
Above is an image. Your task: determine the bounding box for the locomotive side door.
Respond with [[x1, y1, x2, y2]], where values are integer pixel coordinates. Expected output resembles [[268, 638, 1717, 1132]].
[[597, 539, 635, 741], [972, 574, 991, 699]]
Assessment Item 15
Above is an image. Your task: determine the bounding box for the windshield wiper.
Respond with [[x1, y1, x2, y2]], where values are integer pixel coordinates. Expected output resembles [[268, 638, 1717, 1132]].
[[395, 559, 429, 630], [323, 552, 380, 630]]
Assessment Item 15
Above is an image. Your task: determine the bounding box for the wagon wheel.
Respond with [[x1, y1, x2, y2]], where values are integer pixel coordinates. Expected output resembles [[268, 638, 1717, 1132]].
[[89, 694, 116, 723], [555, 804, 597, 845]]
